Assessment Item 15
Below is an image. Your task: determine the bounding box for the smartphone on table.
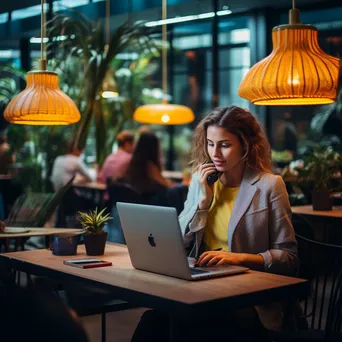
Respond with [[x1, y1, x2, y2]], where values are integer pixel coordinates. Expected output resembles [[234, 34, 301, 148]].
[[63, 258, 112, 269]]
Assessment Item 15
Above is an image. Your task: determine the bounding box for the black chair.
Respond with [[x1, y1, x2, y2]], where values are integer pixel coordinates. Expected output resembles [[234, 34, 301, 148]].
[[270, 230, 342, 341], [107, 181, 143, 208], [56, 177, 96, 228], [105, 181, 144, 244], [59, 282, 139, 342]]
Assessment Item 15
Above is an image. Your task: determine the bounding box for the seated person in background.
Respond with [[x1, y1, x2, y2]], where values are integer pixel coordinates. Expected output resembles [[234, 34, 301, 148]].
[[0, 135, 15, 175], [50, 143, 94, 192], [51, 143, 95, 227], [124, 132, 172, 203], [98, 130, 135, 184]]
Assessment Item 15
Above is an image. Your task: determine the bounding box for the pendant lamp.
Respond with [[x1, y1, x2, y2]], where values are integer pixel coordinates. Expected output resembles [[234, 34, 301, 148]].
[[4, 0, 80, 125], [101, 0, 119, 99], [102, 68, 119, 99], [133, 0, 195, 125], [238, 0, 340, 106]]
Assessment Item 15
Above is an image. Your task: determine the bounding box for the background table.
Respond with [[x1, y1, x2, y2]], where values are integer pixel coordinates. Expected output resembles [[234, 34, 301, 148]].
[[291, 205, 342, 243], [0, 227, 82, 252], [292, 205, 342, 218]]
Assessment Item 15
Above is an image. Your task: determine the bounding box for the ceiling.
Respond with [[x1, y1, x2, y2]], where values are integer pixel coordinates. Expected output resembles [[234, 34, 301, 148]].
[[0, 0, 340, 15], [0, 0, 340, 49]]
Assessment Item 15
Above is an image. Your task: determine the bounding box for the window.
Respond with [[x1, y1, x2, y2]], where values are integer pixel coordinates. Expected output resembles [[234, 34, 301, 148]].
[[218, 16, 250, 109], [0, 13, 8, 24], [54, 0, 89, 11], [12, 4, 48, 21]]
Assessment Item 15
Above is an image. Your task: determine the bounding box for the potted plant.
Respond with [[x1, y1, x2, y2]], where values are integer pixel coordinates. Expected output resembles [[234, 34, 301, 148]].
[[78, 208, 112, 255], [295, 146, 342, 210]]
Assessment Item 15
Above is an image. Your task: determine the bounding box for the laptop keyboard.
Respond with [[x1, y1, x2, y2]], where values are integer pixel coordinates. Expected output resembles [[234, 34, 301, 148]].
[[190, 268, 211, 275]]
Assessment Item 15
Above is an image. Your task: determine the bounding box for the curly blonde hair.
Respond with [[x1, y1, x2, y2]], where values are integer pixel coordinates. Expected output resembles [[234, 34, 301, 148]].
[[190, 106, 273, 174]]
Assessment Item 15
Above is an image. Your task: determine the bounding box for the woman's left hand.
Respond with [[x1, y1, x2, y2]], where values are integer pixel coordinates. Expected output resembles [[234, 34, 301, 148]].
[[195, 251, 244, 267]]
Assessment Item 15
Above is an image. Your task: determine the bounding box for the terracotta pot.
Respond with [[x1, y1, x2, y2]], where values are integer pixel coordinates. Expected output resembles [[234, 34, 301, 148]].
[[312, 191, 333, 211], [83, 232, 107, 256]]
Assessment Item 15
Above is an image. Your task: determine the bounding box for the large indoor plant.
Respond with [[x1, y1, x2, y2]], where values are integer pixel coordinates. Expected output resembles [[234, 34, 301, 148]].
[[47, 12, 157, 166], [296, 146, 342, 210], [78, 208, 112, 255]]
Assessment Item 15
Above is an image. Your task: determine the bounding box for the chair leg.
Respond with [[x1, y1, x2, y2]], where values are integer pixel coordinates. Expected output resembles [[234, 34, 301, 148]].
[[101, 313, 106, 342], [5, 238, 9, 252], [20, 238, 25, 251]]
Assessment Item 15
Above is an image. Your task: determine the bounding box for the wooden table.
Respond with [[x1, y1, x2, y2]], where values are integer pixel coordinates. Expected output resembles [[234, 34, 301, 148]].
[[291, 205, 342, 218], [0, 175, 12, 180], [72, 182, 106, 208], [73, 182, 106, 191], [0, 243, 308, 319], [162, 170, 183, 182], [0, 227, 82, 252], [291, 205, 342, 243]]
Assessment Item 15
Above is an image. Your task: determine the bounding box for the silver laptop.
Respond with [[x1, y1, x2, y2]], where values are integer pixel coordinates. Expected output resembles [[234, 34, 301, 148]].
[[117, 202, 249, 281]]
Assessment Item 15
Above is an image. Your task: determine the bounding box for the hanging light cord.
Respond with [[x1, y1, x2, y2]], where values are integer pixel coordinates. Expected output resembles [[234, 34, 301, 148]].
[[162, 0, 167, 100], [40, 0, 47, 70], [106, 0, 110, 48], [289, 0, 299, 25]]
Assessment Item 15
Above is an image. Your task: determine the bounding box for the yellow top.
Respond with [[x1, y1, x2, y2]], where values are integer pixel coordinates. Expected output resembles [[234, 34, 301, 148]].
[[203, 181, 240, 251]]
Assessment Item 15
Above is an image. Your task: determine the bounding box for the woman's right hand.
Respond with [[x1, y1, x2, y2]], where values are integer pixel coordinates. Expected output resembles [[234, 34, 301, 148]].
[[198, 163, 216, 209]]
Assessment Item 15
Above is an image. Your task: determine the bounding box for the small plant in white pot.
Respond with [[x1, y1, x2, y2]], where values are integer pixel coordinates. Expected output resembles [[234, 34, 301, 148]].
[[78, 208, 112, 255]]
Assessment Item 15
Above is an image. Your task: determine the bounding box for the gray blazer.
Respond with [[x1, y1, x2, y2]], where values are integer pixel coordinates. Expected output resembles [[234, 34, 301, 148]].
[[179, 167, 300, 331]]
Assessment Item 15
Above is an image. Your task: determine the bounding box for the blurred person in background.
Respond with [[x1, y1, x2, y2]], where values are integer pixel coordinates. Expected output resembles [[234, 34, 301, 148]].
[[51, 143, 96, 227], [50, 143, 94, 191], [124, 132, 172, 203], [98, 130, 135, 184], [0, 135, 15, 175]]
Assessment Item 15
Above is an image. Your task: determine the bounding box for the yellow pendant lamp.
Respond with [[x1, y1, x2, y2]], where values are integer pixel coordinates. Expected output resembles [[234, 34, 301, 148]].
[[238, 0, 340, 106], [133, 0, 194, 125], [102, 68, 119, 99], [4, 0, 80, 125]]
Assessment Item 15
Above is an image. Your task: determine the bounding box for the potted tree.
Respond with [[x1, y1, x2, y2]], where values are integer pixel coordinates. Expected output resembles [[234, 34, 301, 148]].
[[78, 208, 112, 255], [296, 146, 342, 210]]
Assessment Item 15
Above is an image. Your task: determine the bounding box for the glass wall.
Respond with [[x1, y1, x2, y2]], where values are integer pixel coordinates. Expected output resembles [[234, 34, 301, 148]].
[[218, 16, 250, 109], [165, 14, 250, 171]]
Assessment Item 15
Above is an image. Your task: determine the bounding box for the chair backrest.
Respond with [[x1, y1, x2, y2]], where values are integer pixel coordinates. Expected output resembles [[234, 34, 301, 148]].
[[6, 193, 54, 227], [107, 181, 143, 207], [295, 232, 342, 336], [6, 176, 75, 227]]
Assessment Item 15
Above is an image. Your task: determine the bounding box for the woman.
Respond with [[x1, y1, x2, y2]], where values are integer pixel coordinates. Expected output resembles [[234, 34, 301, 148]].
[[131, 106, 299, 341], [125, 132, 171, 198]]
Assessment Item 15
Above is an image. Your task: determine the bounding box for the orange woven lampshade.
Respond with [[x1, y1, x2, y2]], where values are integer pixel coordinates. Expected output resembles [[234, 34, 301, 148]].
[[134, 101, 194, 125], [238, 6, 340, 106], [4, 71, 81, 125], [4, 0, 81, 125]]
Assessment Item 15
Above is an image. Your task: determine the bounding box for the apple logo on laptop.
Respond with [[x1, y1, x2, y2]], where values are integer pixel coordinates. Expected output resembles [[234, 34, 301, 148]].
[[148, 233, 156, 247]]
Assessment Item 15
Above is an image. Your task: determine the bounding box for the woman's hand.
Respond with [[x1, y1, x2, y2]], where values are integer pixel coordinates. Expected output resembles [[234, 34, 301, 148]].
[[195, 250, 244, 266], [198, 163, 217, 209]]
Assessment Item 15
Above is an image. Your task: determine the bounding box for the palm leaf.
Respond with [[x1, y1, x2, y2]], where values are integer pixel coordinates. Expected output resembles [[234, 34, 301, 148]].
[[47, 11, 157, 161]]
